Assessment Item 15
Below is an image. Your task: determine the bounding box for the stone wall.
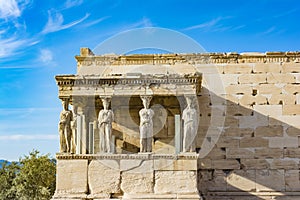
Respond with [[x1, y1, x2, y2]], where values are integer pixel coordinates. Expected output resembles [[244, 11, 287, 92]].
[[194, 61, 300, 199]]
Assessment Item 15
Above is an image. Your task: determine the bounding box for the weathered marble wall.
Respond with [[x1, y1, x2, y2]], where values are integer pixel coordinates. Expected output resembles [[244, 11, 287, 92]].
[[194, 61, 300, 199]]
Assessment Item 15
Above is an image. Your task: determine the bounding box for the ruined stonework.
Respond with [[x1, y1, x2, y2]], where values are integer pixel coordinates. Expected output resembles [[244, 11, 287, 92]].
[[53, 48, 300, 200]]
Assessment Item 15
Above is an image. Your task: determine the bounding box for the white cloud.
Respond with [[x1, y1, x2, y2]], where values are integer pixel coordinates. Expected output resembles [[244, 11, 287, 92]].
[[79, 16, 110, 28], [0, 0, 21, 18], [42, 10, 89, 34], [0, 134, 58, 141], [0, 37, 29, 58], [64, 0, 84, 9], [39, 49, 53, 63]]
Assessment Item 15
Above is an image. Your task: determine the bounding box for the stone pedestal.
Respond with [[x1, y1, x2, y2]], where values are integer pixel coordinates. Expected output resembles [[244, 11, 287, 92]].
[[52, 153, 202, 200]]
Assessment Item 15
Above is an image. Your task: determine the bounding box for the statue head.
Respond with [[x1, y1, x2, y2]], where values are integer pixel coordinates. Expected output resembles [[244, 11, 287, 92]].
[[141, 95, 152, 109], [185, 96, 194, 108], [62, 99, 69, 111], [101, 97, 111, 110]]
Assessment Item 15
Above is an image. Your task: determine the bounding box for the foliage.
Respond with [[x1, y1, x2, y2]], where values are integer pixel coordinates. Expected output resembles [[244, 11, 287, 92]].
[[0, 150, 56, 200], [0, 161, 20, 199]]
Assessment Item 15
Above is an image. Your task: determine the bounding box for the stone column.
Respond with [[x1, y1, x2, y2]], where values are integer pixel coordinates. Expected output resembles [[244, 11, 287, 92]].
[[98, 96, 114, 153], [139, 95, 154, 153], [182, 96, 198, 153], [175, 114, 181, 154], [89, 122, 94, 154]]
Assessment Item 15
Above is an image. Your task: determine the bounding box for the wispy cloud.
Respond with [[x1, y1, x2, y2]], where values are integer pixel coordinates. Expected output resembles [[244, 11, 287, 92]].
[[0, 134, 58, 141], [39, 49, 53, 63], [0, 0, 31, 19], [79, 16, 110, 28], [0, 0, 21, 18], [63, 0, 83, 9], [184, 17, 224, 31], [0, 37, 36, 58], [258, 26, 277, 36], [42, 10, 89, 34]]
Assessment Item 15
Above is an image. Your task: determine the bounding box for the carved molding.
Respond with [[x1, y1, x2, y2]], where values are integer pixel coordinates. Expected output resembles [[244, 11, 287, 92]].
[[75, 51, 300, 66], [56, 153, 199, 160]]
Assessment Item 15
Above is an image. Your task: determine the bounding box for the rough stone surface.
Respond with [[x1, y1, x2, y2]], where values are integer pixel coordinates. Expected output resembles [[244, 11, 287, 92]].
[[55, 159, 88, 195], [154, 171, 198, 194], [88, 160, 120, 196]]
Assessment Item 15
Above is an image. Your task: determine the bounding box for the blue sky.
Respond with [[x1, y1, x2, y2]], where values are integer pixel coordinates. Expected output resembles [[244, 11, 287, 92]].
[[0, 0, 299, 160]]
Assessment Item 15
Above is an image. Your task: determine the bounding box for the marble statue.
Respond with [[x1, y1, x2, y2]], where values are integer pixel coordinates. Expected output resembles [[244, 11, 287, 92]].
[[98, 97, 114, 153], [139, 95, 154, 152], [182, 96, 198, 152], [59, 99, 73, 153], [70, 105, 78, 154]]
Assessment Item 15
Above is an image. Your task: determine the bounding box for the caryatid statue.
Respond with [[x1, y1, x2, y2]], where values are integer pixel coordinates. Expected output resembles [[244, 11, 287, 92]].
[[139, 95, 154, 152], [182, 96, 198, 152], [70, 105, 78, 154], [59, 99, 73, 153], [98, 97, 114, 153]]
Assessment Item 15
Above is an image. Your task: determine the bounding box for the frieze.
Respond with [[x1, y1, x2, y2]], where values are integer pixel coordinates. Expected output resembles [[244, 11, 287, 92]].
[[75, 50, 300, 65], [56, 153, 199, 160]]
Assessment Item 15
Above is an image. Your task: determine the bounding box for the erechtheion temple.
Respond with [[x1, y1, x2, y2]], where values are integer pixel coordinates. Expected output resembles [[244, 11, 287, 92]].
[[52, 48, 300, 200]]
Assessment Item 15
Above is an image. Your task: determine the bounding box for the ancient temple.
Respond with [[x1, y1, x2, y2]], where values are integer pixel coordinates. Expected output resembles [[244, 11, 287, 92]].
[[53, 48, 300, 200], [53, 48, 202, 200]]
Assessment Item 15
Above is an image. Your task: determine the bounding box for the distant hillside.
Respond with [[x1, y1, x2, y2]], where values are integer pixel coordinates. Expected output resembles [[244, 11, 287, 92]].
[[0, 159, 11, 167]]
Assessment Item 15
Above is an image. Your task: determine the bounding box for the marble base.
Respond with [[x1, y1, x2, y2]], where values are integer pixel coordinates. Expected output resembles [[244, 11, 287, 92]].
[[52, 153, 201, 200]]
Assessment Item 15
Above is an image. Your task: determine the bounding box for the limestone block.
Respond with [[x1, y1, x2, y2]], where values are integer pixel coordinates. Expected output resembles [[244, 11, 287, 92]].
[[270, 159, 298, 169], [267, 73, 295, 83], [270, 115, 300, 129], [256, 170, 285, 192], [227, 170, 256, 191], [225, 85, 252, 95], [224, 127, 254, 137], [202, 74, 227, 94], [154, 159, 197, 171], [223, 64, 253, 74], [199, 170, 227, 192], [88, 160, 120, 196], [205, 148, 226, 159], [240, 159, 269, 169], [284, 148, 300, 158], [254, 125, 283, 137], [220, 74, 240, 86], [240, 137, 269, 148], [55, 159, 88, 195], [253, 63, 282, 73], [216, 137, 239, 148], [286, 126, 300, 137], [283, 84, 300, 95], [239, 95, 268, 106], [269, 137, 298, 148], [238, 74, 267, 84], [257, 84, 282, 94], [254, 148, 283, 159], [268, 94, 296, 105], [225, 105, 253, 116], [226, 148, 254, 159], [211, 159, 240, 169], [121, 172, 153, 194], [238, 115, 268, 129], [253, 105, 282, 117], [154, 171, 198, 194], [282, 63, 300, 73], [120, 159, 153, 172], [195, 64, 224, 74], [283, 105, 300, 115], [198, 159, 212, 169], [285, 170, 300, 191]]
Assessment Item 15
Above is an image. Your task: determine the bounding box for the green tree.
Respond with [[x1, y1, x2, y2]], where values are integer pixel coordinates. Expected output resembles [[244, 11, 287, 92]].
[[0, 161, 19, 199], [14, 150, 56, 200]]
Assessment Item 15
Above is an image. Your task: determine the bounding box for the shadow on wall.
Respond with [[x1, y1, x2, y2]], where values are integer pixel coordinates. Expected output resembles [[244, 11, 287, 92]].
[[197, 87, 300, 200]]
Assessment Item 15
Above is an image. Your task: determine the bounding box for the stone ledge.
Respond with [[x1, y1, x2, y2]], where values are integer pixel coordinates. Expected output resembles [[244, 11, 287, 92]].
[[56, 153, 199, 160]]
